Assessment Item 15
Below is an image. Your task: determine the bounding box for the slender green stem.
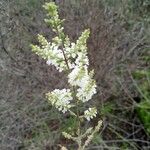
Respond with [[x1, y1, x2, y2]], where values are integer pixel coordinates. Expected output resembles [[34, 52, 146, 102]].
[[51, 13, 84, 149], [54, 22, 82, 149]]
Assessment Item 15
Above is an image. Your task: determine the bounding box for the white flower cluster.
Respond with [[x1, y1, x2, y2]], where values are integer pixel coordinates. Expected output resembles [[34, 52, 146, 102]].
[[65, 30, 90, 67], [84, 107, 97, 121], [68, 66, 97, 102], [46, 44, 66, 72], [32, 3, 97, 119], [68, 66, 87, 86], [67, 30, 97, 103], [31, 35, 69, 72], [46, 89, 73, 113]]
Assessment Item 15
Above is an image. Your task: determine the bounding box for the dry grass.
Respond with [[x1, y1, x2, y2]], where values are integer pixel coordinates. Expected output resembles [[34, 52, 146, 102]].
[[0, 0, 149, 149]]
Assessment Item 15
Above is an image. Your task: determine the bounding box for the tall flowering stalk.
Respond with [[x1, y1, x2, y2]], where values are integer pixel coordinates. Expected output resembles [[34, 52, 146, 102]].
[[31, 2, 102, 150]]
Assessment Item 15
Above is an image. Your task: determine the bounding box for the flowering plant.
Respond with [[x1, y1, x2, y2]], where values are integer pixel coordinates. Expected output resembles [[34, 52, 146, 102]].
[[31, 2, 102, 150]]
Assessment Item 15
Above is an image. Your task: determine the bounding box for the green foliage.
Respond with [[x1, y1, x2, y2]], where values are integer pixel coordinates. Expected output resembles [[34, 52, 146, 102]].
[[132, 70, 150, 80], [133, 55, 150, 135], [61, 116, 77, 135], [100, 102, 114, 116], [137, 101, 150, 134], [92, 133, 103, 145]]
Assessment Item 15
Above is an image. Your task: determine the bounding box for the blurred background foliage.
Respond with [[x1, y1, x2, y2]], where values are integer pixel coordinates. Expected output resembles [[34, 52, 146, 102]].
[[102, 0, 150, 27], [0, 0, 149, 149], [132, 57, 150, 135]]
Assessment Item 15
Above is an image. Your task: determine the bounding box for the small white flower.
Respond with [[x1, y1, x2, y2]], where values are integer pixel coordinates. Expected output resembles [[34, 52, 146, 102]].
[[75, 53, 89, 66], [84, 107, 97, 121], [46, 59, 52, 65]]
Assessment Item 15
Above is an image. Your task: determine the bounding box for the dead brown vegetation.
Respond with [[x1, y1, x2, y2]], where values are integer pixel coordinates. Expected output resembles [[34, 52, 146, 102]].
[[0, 0, 149, 149]]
